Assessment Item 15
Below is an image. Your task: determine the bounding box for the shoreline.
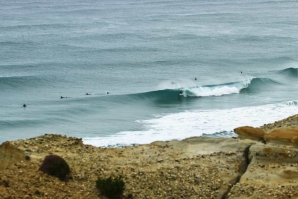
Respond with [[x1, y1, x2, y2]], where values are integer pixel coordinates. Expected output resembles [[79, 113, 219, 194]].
[[1, 114, 298, 198]]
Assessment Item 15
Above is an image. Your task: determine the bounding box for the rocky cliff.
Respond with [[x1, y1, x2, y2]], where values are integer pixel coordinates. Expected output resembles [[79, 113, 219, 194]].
[[1, 114, 298, 198]]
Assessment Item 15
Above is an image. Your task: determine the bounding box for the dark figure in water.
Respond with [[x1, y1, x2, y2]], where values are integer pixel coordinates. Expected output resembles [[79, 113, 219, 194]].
[[85, 93, 91, 95], [23, 104, 26, 107], [195, 77, 197, 80], [61, 96, 68, 99], [179, 91, 183, 95]]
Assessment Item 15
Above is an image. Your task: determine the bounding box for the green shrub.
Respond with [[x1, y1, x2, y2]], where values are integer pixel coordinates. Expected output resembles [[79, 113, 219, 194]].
[[39, 154, 70, 181], [96, 176, 125, 199]]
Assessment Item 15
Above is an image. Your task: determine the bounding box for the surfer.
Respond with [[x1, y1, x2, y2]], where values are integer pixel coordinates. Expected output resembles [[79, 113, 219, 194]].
[[179, 91, 183, 96], [23, 104, 26, 107], [60, 96, 68, 99], [106, 91, 109, 94], [85, 93, 90, 95], [195, 77, 197, 80]]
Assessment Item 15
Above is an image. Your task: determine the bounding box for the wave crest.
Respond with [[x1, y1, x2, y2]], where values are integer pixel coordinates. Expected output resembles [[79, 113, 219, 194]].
[[186, 79, 251, 97], [124, 77, 278, 104], [278, 67, 298, 77]]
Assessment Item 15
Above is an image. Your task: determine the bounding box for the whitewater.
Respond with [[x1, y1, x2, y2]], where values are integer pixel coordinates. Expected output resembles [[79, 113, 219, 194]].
[[1, 0, 298, 146]]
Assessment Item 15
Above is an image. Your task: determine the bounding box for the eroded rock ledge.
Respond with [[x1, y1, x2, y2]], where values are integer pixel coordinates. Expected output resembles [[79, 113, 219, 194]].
[[1, 114, 298, 198], [228, 114, 298, 199]]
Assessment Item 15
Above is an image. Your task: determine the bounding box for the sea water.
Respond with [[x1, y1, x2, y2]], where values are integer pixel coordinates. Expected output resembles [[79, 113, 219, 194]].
[[1, 0, 298, 146]]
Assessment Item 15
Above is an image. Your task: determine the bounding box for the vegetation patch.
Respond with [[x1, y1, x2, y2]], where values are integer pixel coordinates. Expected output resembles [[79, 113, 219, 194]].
[[96, 176, 125, 199], [39, 154, 70, 181]]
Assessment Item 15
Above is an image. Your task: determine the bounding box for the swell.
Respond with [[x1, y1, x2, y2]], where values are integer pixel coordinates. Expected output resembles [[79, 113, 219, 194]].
[[99, 77, 280, 104], [0, 23, 73, 31], [0, 77, 283, 132], [0, 119, 47, 130], [278, 67, 298, 78], [0, 75, 47, 90], [68, 77, 281, 106], [240, 77, 281, 94], [0, 116, 70, 130]]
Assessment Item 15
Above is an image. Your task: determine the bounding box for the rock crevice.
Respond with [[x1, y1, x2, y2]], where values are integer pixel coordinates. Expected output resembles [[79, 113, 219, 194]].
[[222, 144, 252, 199]]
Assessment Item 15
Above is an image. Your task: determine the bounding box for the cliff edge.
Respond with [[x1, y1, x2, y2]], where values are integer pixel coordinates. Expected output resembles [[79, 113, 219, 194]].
[[1, 114, 298, 198]]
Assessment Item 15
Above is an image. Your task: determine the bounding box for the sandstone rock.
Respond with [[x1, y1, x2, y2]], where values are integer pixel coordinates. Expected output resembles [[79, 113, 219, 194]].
[[261, 114, 298, 132], [234, 126, 265, 142], [182, 136, 255, 155], [227, 142, 298, 198], [264, 126, 298, 146]]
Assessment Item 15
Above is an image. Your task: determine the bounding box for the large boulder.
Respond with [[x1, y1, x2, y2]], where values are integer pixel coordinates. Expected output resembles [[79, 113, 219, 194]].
[[234, 126, 265, 142]]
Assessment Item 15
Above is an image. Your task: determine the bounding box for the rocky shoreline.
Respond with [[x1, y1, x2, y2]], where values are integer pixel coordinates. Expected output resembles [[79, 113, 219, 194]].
[[2, 114, 298, 198]]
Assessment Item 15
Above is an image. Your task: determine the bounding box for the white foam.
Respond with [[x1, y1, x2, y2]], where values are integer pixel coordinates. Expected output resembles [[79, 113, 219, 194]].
[[83, 101, 298, 147], [188, 79, 251, 97], [189, 85, 240, 96], [156, 78, 252, 97]]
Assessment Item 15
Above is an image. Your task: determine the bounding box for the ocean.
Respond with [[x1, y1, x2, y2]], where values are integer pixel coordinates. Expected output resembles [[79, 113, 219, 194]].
[[1, 0, 298, 147]]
